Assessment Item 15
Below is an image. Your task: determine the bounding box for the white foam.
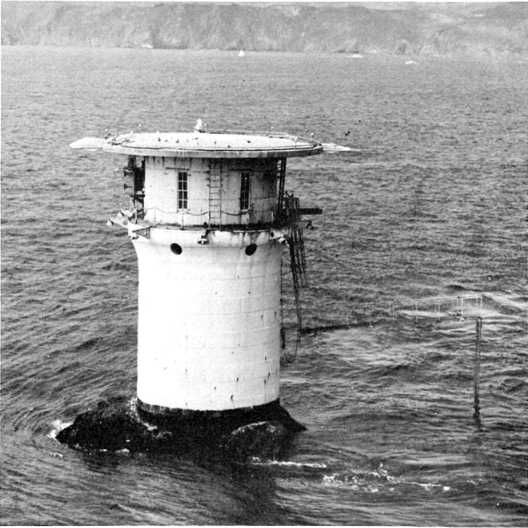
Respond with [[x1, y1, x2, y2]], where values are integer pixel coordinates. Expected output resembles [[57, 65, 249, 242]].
[[47, 419, 73, 439], [250, 457, 327, 469]]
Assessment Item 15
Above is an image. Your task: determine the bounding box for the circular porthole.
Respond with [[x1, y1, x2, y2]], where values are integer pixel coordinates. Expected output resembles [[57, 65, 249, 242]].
[[245, 243, 257, 256], [170, 243, 183, 255]]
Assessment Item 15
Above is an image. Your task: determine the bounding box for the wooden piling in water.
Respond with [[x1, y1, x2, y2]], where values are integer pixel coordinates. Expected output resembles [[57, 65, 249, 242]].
[[473, 316, 483, 425]]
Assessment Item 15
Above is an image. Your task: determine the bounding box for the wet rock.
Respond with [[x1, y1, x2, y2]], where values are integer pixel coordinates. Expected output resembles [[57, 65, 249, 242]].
[[56, 399, 163, 452], [56, 398, 304, 461], [223, 421, 294, 462]]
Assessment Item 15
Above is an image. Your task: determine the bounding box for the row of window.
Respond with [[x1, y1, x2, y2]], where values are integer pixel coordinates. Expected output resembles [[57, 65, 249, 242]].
[[176, 172, 251, 211]]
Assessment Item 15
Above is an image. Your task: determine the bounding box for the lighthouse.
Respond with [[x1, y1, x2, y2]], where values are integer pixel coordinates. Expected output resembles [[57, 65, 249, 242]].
[[59, 124, 348, 455]]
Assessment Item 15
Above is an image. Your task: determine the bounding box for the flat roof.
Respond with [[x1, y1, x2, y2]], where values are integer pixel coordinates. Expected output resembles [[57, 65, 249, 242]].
[[70, 132, 323, 158]]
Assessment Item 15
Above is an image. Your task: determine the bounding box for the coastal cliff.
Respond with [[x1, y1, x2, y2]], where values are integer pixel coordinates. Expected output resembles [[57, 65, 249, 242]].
[[2, 2, 527, 57]]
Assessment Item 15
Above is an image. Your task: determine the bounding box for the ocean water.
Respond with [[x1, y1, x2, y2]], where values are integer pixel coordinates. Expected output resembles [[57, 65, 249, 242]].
[[1, 46, 527, 526]]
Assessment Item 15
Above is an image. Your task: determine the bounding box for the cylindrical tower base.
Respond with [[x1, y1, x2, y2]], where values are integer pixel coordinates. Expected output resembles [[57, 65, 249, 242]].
[[136, 397, 305, 434], [133, 227, 286, 412]]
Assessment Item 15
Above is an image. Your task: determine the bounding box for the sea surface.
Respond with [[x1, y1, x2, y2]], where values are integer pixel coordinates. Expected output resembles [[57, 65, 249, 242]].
[[1, 46, 527, 526]]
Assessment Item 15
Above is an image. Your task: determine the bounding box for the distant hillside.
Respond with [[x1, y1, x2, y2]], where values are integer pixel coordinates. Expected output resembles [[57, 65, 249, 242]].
[[2, 2, 528, 56]]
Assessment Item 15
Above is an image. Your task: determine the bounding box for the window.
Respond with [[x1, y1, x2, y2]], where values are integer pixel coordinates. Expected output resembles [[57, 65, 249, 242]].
[[240, 172, 250, 210], [177, 172, 188, 210]]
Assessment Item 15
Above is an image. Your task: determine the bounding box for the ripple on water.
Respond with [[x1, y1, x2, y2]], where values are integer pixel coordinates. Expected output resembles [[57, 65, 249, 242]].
[[1, 47, 527, 526]]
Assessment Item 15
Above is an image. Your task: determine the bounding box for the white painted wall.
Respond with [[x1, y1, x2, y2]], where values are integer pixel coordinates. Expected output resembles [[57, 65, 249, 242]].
[[143, 157, 279, 227], [132, 228, 285, 411]]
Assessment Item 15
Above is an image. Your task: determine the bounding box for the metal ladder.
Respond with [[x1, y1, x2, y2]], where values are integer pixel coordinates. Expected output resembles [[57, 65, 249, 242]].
[[286, 195, 307, 292], [277, 158, 287, 213], [282, 193, 308, 332], [289, 222, 308, 290], [282, 193, 308, 289], [208, 161, 222, 225]]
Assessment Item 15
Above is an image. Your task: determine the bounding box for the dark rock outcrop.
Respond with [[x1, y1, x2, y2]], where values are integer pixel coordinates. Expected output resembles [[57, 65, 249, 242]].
[[56, 397, 305, 462]]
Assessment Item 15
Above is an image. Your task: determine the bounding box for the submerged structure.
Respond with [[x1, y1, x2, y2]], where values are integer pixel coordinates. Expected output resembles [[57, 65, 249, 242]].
[[58, 123, 349, 458]]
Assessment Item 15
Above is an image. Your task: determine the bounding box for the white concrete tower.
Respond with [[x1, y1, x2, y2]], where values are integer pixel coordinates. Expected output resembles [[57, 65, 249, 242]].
[[71, 129, 325, 423]]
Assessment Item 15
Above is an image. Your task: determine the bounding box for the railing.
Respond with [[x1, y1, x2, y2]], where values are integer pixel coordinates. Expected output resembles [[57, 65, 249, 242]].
[[206, 128, 322, 149], [298, 294, 484, 335]]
